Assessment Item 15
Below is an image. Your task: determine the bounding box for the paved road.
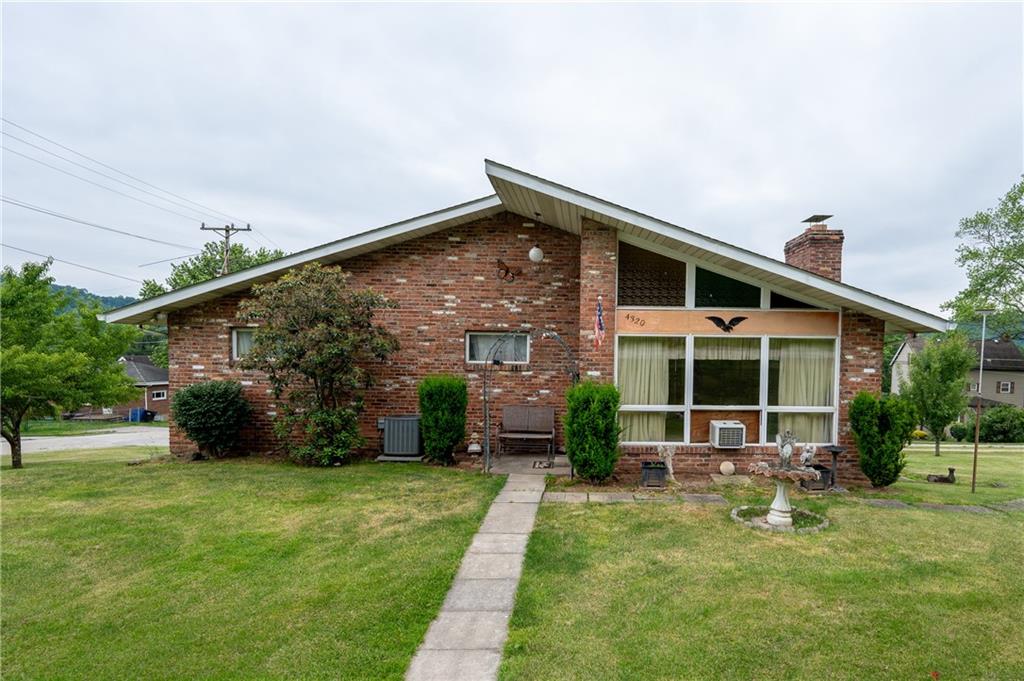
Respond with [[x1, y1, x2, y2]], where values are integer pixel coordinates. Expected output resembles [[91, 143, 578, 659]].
[[1, 426, 169, 455]]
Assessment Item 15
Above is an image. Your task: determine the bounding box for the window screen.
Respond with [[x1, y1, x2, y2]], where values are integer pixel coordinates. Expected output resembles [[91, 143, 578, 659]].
[[694, 268, 761, 307], [617, 242, 686, 306]]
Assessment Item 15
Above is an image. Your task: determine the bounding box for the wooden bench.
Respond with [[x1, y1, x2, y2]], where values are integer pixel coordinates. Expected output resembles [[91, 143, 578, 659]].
[[498, 406, 555, 462]]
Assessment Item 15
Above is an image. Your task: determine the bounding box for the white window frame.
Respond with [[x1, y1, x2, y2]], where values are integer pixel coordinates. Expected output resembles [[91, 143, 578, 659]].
[[998, 381, 1013, 394], [465, 332, 530, 365], [151, 390, 167, 401], [232, 328, 256, 361], [970, 382, 979, 393], [615, 332, 840, 446]]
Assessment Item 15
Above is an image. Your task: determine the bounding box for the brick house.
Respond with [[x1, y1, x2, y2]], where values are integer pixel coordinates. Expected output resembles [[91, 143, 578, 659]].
[[103, 161, 949, 481]]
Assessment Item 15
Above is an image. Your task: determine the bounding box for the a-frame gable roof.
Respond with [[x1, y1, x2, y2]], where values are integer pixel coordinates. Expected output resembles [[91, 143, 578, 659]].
[[103, 160, 949, 333]]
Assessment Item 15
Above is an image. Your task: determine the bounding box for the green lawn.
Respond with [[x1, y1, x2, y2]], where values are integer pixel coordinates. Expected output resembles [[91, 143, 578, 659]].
[[504, 451, 1024, 680], [21, 418, 169, 437], [2, 454, 504, 680]]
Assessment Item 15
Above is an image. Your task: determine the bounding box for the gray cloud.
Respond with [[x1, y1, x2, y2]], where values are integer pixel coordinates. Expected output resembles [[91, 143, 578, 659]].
[[2, 2, 1020, 314]]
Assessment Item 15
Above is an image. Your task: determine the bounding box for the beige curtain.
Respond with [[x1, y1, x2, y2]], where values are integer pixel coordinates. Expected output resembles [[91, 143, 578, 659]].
[[694, 337, 760, 360], [772, 339, 835, 443], [618, 337, 684, 441]]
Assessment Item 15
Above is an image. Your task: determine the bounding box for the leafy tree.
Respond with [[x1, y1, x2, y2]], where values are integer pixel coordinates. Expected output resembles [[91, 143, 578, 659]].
[[900, 333, 976, 456], [238, 263, 398, 466], [1, 261, 139, 468], [418, 375, 468, 465], [138, 241, 284, 367], [564, 381, 622, 483], [943, 177, 1024, 340], [849, 392, 915, 488]]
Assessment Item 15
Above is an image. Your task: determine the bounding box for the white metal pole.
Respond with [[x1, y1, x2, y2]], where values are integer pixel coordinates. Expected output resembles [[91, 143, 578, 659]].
[[971, 311, 989, 494]]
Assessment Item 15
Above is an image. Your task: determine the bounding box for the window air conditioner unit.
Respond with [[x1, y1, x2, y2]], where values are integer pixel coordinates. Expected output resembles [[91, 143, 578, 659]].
[[710, 420, 746, 449]]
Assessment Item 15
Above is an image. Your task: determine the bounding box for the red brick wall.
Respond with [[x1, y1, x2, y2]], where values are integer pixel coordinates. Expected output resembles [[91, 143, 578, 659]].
[[167, 212, 580, 457], [836, 308, 885, 483], [578, 218, 617, 379], [784, 225, 844, 281]]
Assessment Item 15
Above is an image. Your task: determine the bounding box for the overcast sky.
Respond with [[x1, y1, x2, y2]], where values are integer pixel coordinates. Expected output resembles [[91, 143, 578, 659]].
[[2, 2, 1021, 315]]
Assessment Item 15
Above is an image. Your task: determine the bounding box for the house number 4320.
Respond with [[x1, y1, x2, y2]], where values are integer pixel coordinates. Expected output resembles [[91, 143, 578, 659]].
[[625, 313, 646, 327]]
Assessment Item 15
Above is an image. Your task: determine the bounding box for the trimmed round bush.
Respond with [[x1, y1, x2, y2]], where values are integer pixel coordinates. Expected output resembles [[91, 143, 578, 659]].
[[849, 391, 915, 487], [911, 429, 929, 440], [980, 405, 1024, 443], [564, 381, 621, 483], [418, 375, 467, 465], [290, 407, 363, 466], [949, 422, 969, 442], [171, 380, 252, 458]]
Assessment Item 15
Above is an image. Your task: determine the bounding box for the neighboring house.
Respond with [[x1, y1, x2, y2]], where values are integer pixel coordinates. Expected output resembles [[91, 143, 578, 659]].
[[68, 354, 169, 420], [891, 337, 1023, 409], [102, 160, 949, 481], [118, 354, 171, 417]]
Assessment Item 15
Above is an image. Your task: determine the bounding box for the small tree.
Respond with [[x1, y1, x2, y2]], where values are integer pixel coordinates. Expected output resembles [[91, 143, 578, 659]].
[[849, 391, 915, 488], [171, 381, 252, 458], [418, 375, 467, 465], [239, 263, 398, 466], [564, 381, 621, 483], [901, 333, 975, 456], [1, 261, 139, 469]]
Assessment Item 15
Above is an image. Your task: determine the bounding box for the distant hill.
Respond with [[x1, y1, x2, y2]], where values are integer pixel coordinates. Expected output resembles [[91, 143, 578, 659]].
[[51, 284, 136, 311]]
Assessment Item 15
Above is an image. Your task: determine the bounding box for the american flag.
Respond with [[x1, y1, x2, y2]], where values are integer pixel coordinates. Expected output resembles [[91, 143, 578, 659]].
[[594, 295, 605, 349]]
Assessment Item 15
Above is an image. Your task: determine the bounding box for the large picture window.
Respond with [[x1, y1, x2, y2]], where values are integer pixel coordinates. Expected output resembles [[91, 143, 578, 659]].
[[692, 337, 761, 406], [616, 336, 686, 442], [465, 332, 529, 364], [617, 334, 838, 445]]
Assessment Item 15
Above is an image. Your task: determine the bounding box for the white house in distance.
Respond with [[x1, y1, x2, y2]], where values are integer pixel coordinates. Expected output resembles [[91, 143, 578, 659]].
[[891, 337, 1023, 409]]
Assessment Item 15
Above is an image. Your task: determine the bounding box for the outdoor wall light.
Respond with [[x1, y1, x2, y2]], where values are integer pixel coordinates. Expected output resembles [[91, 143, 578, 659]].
[[528, 244, 544, 263]]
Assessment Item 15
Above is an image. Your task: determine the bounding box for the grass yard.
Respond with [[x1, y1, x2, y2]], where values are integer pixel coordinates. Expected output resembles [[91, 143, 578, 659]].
[[878, 443, 1024, 505], [2, 454, 504, 680], [20, 418, 168, 437], [503, 449, 1024, 680]]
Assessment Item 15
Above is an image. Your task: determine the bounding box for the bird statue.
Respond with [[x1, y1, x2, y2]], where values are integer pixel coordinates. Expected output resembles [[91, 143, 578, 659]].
[[776, 430, 796, 468], [705, 315, 748, 333], [497, 258, 522, 282], [800, 444, 816, 468]]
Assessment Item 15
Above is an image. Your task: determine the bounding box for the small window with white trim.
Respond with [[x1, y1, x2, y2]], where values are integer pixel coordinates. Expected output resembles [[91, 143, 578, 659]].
[[465, 332, 529, 364], [232, 328, 256, 360], [998, 381, 1014, 394], [151, 390, 167, 401]]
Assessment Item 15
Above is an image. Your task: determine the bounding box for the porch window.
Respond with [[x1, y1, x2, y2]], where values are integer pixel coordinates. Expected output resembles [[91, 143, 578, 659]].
[[466, 332, 529, 364], [617, 242, 686, 306], [694, 268, 761, 308], [692, 337, 761, 406], [232, 328, 255, 360], [616, 336, 686, 441]]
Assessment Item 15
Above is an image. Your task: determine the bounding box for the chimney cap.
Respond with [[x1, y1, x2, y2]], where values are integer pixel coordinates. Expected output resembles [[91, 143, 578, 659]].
[[802, 214, 833, 224]]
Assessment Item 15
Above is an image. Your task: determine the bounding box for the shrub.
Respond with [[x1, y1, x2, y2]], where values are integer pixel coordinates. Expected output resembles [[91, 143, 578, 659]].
[[564, 381, 621, 483], [286, 407, 363, 466], [949, 422, 969, 442], [849, 392, 915, 487], [911, 429, 929, 440], [171, 381, 252, 458], [979, 405, 1024, 443], [418, 375, 468, 465]]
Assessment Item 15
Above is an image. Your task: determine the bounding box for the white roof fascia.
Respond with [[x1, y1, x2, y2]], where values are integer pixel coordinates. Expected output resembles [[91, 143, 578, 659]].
[[485, 160, 950, 333], [102, 195, 503, 324]]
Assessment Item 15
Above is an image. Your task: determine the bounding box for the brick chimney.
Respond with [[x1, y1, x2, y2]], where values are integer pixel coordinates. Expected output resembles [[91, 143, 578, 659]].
[[784, 216, 844, 281]]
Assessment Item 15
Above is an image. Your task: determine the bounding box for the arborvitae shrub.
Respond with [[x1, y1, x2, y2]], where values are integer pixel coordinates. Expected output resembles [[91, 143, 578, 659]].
[[564, 381, 621, 483], [171, 381, 252, 458], [418, 375, 468, 465], [849, 391, 915, 487]]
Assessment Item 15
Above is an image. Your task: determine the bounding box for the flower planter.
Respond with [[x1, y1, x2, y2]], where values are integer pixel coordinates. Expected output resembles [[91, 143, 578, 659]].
[[641, 461, 667, 488]]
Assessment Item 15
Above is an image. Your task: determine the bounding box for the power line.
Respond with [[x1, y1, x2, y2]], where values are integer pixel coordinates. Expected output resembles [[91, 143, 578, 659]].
[[138, 253, 197, 267], [2, 131, 233, 224], [2, 146, 210, 222], [2, 196, 199, 252], [1, 117, 249, 224], [1, 243, 144, 283]]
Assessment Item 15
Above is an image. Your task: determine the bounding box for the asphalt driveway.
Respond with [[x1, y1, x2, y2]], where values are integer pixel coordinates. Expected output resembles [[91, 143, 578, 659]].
[[1, 426, 169, 455]]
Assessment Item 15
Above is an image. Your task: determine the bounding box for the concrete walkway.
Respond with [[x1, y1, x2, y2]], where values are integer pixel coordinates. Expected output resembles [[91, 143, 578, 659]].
[[406, 473, 543, 681]]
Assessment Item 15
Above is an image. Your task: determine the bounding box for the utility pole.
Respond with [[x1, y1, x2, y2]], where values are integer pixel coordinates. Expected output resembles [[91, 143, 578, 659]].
[[200, 222, 252, 275], [971, 307, 994, 494]]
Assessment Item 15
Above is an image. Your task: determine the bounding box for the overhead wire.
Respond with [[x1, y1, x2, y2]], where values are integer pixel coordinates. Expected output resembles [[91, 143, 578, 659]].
[[1, 243, 144, 283]]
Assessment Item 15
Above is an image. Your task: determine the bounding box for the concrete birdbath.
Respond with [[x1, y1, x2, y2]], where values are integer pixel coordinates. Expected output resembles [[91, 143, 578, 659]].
[[747, 431, 820, 527]]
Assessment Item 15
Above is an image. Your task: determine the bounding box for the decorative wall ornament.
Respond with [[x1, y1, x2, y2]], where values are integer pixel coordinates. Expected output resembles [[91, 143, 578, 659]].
[[496, 258, 522, 282], [705, 315, 748, 333]]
